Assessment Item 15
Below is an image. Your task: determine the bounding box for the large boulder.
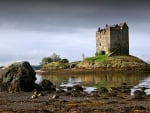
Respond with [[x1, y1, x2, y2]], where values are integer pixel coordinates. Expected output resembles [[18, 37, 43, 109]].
[[0, 61, 36, 92]]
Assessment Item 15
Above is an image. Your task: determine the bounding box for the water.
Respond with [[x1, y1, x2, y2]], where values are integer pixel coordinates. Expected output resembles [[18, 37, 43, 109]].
[[36, 72, 150, 94], [35, 74, 42, 84], [131, 76, 150, 95]]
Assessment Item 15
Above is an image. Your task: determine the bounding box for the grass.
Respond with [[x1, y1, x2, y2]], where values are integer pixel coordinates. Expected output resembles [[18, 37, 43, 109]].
[[85, 55, 109, 64], [93, 81, 110, 89]]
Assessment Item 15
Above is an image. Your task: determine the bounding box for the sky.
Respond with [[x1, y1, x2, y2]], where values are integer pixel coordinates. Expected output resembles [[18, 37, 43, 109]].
[[0, 0, 150, 66]]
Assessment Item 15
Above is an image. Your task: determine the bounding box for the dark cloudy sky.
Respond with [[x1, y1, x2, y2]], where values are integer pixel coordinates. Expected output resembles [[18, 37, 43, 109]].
[[0, 0, 150, 65]]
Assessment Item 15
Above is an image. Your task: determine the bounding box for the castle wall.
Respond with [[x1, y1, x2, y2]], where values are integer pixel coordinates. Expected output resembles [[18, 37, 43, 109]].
[[96, 22, 129, 56], [120, 25, 129, 55], [110, 27, 121, 55], [96, 28, 110, 54]]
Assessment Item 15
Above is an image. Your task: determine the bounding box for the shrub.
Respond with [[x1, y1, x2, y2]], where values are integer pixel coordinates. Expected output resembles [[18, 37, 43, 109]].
[[60, 59, 69, 63], [40, 57, 52, 66], [70, 63, 76, 68]]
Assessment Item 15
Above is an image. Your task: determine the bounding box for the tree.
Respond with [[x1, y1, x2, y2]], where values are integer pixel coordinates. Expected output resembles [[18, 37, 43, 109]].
[[60, 59, 69, 63], [40, 57, 52, 66], [51, 53, 61, 62], [40, 53, 66, 66]]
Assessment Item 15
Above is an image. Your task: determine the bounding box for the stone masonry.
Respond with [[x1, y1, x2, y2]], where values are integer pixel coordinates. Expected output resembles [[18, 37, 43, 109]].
[[96, 22, 129, 56]]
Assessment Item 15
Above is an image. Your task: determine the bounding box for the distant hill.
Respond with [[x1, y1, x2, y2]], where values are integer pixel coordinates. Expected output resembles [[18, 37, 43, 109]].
[[0, 66, 4, 69], [32, 65, 41, 70]]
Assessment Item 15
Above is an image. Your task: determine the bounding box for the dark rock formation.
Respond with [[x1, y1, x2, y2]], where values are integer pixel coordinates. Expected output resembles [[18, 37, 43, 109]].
[[0, 61, 36, 92], [132, 90, 146, 100], [72, 85, 84, 92], [98, 87, 108, 94], [39, 79, 56, 92]]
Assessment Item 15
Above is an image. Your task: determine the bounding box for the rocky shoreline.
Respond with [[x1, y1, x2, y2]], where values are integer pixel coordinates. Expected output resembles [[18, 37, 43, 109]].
[[0, 60, 150, 113], [77, 55, 150, 71], [40, 56, 150, 74], [0, 83, 150, 113]]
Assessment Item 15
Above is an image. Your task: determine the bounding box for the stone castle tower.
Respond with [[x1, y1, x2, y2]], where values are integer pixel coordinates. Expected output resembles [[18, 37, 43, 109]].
[[96, 22, 129, 56]]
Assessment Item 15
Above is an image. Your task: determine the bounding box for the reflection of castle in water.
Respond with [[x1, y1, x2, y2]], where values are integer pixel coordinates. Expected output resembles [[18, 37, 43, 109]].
[[40, 72, 150, 87], [75, 72, 150, 87]]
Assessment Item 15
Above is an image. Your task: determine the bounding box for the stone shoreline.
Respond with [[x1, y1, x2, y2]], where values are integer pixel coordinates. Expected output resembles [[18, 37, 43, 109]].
[[0, 83, 150, 113], [40, 55, 150, 75]]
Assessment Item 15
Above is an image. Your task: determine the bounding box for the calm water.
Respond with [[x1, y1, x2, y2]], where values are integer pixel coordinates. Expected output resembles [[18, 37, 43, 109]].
[[36, 72, 150, 94]]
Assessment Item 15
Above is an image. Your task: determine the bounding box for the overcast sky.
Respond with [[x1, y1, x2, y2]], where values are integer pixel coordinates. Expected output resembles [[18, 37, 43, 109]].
[[0, 0, 150, 66]]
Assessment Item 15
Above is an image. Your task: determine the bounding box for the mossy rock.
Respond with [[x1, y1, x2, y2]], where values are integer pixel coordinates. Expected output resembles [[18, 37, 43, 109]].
[[0, 61, 36, 92]]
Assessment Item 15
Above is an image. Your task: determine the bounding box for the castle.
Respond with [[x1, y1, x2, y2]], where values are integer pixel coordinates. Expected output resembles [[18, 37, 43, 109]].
[[96, 22, 129, 56]]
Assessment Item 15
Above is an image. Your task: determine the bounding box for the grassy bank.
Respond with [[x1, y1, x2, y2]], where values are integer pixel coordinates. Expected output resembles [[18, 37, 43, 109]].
[[40, 55, 150, 72], [84, 55, 109, 64], [78, 55, 150, 71]]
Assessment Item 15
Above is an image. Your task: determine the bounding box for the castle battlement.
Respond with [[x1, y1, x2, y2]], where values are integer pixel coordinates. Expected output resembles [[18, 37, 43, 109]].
[[96, 22, 129, 56]]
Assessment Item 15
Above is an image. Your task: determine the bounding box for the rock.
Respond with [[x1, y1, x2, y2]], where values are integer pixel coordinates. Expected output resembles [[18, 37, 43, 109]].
[[67, 85, 84, 97], [134, 90, 146, 96], [99, 87, 108, 94], [72, 85, 83, 91], [39, 79, 56, 91], [52, 94, 59, 99], [34, 84, 43, 91], [132, 106, 146, 110], [56, 89, 71, 96], [132, 90, 146, 100], [67, 87, 72, 91], [31, 94, 38, 99], [0, 79, 6, 92], [140, 87, 147, 91], [107, 92, 117, 97], [0, 61, 36, 92], [33, 90, 44, 96], [121, 82, 127, 86], [71, 91, 79, 97], [66, 85, 89, 97], [37, 92, 44, 97], [88, 91, 100, 97], [120, 87, 131, 94], [33, 90, 39, 95]]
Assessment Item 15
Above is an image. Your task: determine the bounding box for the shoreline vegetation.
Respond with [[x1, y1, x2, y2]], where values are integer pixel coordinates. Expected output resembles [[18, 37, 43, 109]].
[[39, 55, 150, 75]]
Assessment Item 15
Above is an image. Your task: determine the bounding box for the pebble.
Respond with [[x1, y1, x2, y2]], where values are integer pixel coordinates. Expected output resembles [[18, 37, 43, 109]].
[[33, 91, 39, 95], [52, 94, 59, 99], [31, 94, 38, 99], [37, 92, 44, 97]]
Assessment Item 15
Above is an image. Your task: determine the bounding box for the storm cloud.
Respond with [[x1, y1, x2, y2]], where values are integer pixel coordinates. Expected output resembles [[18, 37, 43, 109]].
[[0, 0, 150, 65]]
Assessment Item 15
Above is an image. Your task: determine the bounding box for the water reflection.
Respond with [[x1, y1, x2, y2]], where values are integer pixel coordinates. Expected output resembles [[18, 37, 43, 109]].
[[60, 77, 82, 87], [37, 72, 150, 88], [35, 74, 42, 84]]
